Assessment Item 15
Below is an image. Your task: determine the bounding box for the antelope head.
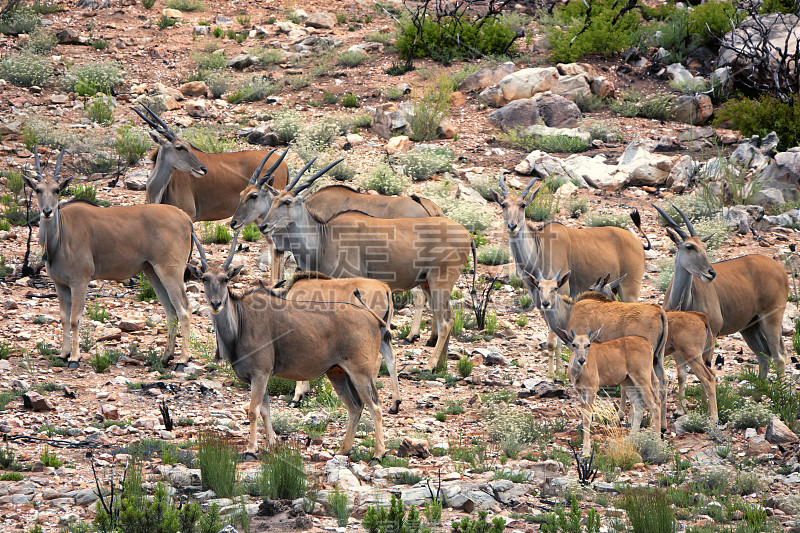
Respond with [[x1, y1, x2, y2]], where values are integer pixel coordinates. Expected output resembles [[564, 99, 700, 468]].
[[490, 176, 541, 236], [133, 104, 207, 177], [652, 204, 716, 283], [187, 231, 242, 315], [259, 157, 342, 234], [22, 147, 70, 221], [588, 273, 627, 300], [523, 268, 570, 310], [230, 148, 289, 230], [555, 327, 602, 372]]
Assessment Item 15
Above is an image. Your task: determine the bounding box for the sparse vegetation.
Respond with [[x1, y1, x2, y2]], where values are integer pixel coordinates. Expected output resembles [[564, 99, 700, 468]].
[[260, 443, 307, 499], [197, 430, 237, 498], [65, 61, 125, 95], [617, 486, 676, 533], [115, 123, 152, 165], [586, 213, 629, 228], [165, 0, 204, 11], [361, 163, 409, 196], [0, 52, 52, 87], [84, 96, 115, 126], [477, 245, 510, 265], [399, 148, 453, 181], [201, 222, 233, 244], [182, 125, 235, 153], [405, 76, 451, 141], [339, 50, 368, 67]]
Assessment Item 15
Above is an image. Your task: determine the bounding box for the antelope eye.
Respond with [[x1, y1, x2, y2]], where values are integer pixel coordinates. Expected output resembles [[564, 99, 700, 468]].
[[500, 203, 507, 208], [175, 145, 184, 150], [282, 199, 291, 205], [685, 244, 694, 250], [249, 194, 258, 200]]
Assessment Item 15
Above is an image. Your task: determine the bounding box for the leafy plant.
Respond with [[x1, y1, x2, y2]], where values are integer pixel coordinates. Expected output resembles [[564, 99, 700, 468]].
[[616, 487, 676, 533], [142, 0, 155, 8], [329, 486, 349, 527], [165, 0, 204, 11], [477, 245, 510, 266], [201, 222, 233, 244], [197, 430, 237, 498], [452, 510, 507, 533], [339, 50, 368, 67], [586, 213, 629, 228], [23, 27, 57, 55], [40, 445, 64, 467], [0, 52, 52, 87], [406, 76, 451, 141], [341, 93, 358, 108], [399, 148, 453, 181], [242, 223, 261, 242], [361, 163, 409, 195], [115, 123, 151, 165], [66, 62, 125, 95], [182, 125, 235, 153], [0, 4, 40, 35], [525, 184, 559, 222], [457, 355, 473, 377], [362, 493, 430, 533], [157, 15, 177, 29], [260, 442, 307, 499], [137, 273, 157, 302], [85, 96, 114, 126], [541, 495, 600, 533]]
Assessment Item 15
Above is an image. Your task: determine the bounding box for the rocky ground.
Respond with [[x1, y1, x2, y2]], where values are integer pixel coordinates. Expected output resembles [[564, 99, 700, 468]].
[[1, 0, 800, 532]]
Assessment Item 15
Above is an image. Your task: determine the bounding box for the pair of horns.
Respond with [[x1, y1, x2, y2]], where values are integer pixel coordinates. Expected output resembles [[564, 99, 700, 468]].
[[32, 144, 66, 183], [652, 203, 696, 239], [192, 229, 240, 271], [248, 148, 343, 194], [497, 176, 539, 200], [248, 148, 289, 187], [132, 104, 178, 141]]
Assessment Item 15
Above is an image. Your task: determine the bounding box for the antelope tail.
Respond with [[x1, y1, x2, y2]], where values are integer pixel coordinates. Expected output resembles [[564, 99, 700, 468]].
[[410, 195, 439, 217], [353, 289, 388, 329], [470, 238, 477, 300], [654, 311, 668, 369], [630, 209, 651, 250]]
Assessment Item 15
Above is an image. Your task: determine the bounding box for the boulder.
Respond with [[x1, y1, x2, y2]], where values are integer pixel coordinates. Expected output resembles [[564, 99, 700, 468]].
[[515, 150, 568, 180], [347, 42, 382, 55], [617, 139, 679, 187], [228, 53, 259, 70], [125, 170, 148, 191], [717, 13, 800, 89], [666, 155, 695, 193], [562, 154, 630, 189], [185, 100, 209, 118], [554, 74, 591, 101], [752, 188, 785, 208], [22, 392, 52, 411], [672, 94, 713, 125], [535, 94, 582, 128], [398, 438, 431, 459], [768, 494, 800, 515], [372, 103, 408, 139], [666, 63, 695, 84], [385, 135, 412, 155], [759, 148, 800, 202], [590, 76, 615, 98], [178, 81, 210, 98], [495, 66, 560, 106], [162, 8, 182, 18], [101, 404, 119, 420], [524, 124, 591, 143], [487, 98, 540, 131], [729, 132, 779, 170], [56, 29, 85, 45], [305, 12, 336, 29], [478, 86, 504, 107], [243, 126, 279, 147], [766, 417, 799, 444], [459, 61, 515, 92]]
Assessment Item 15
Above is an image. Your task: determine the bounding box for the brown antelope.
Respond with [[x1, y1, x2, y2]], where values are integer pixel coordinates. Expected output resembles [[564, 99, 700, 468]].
[[653, 204, 789, 378], [188, 233, 390, 459], [23, 147, 193, 369], [259, 167, 473, 371], [566, 292, 668, 429], [590, 276, 718, 422], [492, 177, 648, 374], [555, 328, 661, 456], [274, 271, 401, 414], [133, 106, 290, 282], [230, 169, 443, 345]]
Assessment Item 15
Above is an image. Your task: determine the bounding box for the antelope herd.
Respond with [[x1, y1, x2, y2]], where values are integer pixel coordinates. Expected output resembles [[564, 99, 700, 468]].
[[15, 106, 792, 457]]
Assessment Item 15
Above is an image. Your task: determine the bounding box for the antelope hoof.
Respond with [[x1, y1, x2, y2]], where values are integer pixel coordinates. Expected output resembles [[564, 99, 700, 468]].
[[287, 399, 301, 408], [67, 361, 80, 369], [425, 336, 438, 348], [242, 452, 258, 461], [173, 363, 187, 373], [388, 400, 401, 415], [403, 334, 419, 344], [368, 456, 383, 466]]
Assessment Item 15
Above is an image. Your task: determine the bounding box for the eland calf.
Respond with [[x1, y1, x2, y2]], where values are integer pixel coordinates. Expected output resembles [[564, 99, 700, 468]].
[[189, 233, 391, 458], [23, 148, 193, 369]]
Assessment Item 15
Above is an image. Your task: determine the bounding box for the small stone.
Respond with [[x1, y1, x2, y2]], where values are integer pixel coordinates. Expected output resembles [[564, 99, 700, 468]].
[[101, 404, 119, 420], [397, 438, 431, 459], [766, 417, 798, 445], [162, 8, 182, 18], [385, 135, 412, 155], [22, 392, 53, 411], [305, 12, 336, 29], [178, 81, 210, 98], [185, 100, 209, 118]]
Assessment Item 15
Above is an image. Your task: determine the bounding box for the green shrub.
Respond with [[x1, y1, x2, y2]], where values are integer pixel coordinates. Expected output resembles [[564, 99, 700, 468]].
[[201, 222, 233, 244], [634, 432, 672, 464], [469, 174, 500, 201], [361, 163, 409, 195], [84, 96, 114, 125], [694, 466, 730, 496], [182, 125, 235, 153], [23, 26, 57, 55], [65, 62, 125, 95], [341, 93, 358, 108], [363, 494, 431, 533], [714, 94, 800, 152], [367, 31, 393, 44], [688, 1, 742, 47], [329, 487, 349, 527], [69, 184, 98, 202], [0, 5, 39, 35], [339, 50, 368, 67], [610, 91, 675, 121], [40, 445, 64, 467], [260, 443, 307, 499], [406, 76, 451, 141], [399, 148, 453, 180], [157, 15, 177, 29], [525, 185, 558, 222], [271, 410, 300, 435], [242, 223, 261, 242], [197, 430, 237, 498], [733, 470, 761, 495], [566, 197, 589, 217], [728, 401, 773, 429], [267, 375, 295, 396], [252, 46, 285, 66], [165, 0, 204, 11], [500, 129, 589, 153], [548, 0, 641, 63], [383, 86, 405, 101], [292, 119, 344, 162], [92, 38, 108, 50], [325, 159, 356, 181], [540, 495, 599, 533], [115, 123, 152, 165], [90, 351, 113, 373], [204, 71, 229, 98], [191, 50, 227, 73], [0, 52, 51, 87], [142, 0, 155, 7], [396, 15, 516, 64], [477, 245, 510, 265], [452, 510, 507, 533], [739, 364, 800, 432], [586, 213, 628, 228], [616, 487, 675, 533], [273, 110, 302, 144], [227, 75, 279, 104], [137, 272, 158, 302]]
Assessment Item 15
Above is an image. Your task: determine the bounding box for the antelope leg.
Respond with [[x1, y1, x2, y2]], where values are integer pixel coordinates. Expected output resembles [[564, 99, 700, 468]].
[[68, 282, 89, 364], [54, 283, 73, 361], [248, 373, 270, 455]]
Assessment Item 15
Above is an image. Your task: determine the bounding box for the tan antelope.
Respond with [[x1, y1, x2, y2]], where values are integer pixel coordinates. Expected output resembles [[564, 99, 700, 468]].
[[23, 147, 193, 369], [492, 177, 648, 375], [566, 291, 668, 429], [230, 167, 443, 345], [274, 271, 401, 413], [188, 233, 390, 459], [653, 204, 789, 378], [133, 106, 290, 282], [555, 328, 661, 457], [590, 276, 718, 422], [259, 166, 473, 371]]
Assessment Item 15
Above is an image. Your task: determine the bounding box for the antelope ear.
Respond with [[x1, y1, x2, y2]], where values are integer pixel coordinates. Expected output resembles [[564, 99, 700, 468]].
[[186, 263, 204, 280], [266, 185, 279, 196], [523, 270, 539, 288], [554, 328, 572, 346], [589, 326, 602, 342], [700, 233, 714, 243], [57, 176, 74, 193], [557, 270, 571, 288], [490, 189, 504, 204], [149, 130, 167, 145], [227, 264, 244, 280], [22, 174, 39, 190], [666, 226, 683, 245], [522, 185, 541, 207]]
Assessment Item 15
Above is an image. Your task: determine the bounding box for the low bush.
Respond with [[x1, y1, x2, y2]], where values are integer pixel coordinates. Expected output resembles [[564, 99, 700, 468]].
[[361, 163, 409, 195], [469, 174, 500, 201], [0, 52, 52, 87], [271, 410, 300, 435], [341, 93, 358, 108], [40, 445, 64, 467], [405, 76, 451, 141], [399, 148, 453, 180], [586, 213, 628, 228], [182, 125, 235, 153], [252, 46, 285, 66], [338, 50, 368, 67], [65, 61, 125, 95], [500, 130, 589, 153], [363, 494, 431, 533], [84, 96, 115, 126], [115, 123, 151, 165], [23, 27, 57, 55], [197, 430, 237, 498], [734, 470, 761, 495], [273, 110, 302, 144], [204, 71, 229, 98], [260, 443, 307, 499], [693, 466, 730, 496], [566, 197, 589, 217], [157, 15, 177, 29], [165, 0, 204, 11], [0, 5, 39, 35], [714, 94, 800, 152], [329, 487, 349, 527], [610, 91, 675, 121], [525, 184, 558, 222], [201, 222, 233, 244], [477, 245, 510, 265], [137, 272, 158, 302], [242, 223, 261, 242], [728, 401, 773, 429], [227, 75, 279, 104], [634, 432, 672, 464], [688, 1, 743, 47], [616, 486, 676, 533]]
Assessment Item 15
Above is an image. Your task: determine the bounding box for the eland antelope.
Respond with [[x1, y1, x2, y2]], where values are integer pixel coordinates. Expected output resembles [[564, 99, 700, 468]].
[[23, 147, 193, 369], [188, 232, 390, 459], [653, 204, 789, 378], [258, 165, 473, 372]]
